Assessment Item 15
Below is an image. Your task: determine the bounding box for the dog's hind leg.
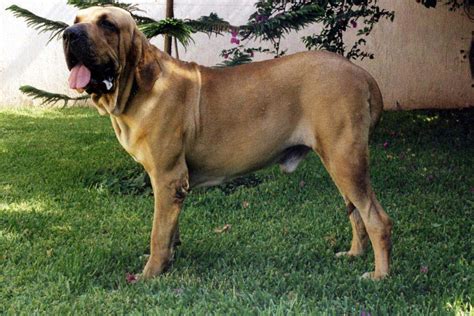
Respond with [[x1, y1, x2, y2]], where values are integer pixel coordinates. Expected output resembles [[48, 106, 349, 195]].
[[315, 136, 392, 280], [315, 153, 369, 257], [335, 201, 369, 257]]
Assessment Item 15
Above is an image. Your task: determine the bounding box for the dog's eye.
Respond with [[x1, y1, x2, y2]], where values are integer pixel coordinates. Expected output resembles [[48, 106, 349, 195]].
[[99, 19, 117, 32]]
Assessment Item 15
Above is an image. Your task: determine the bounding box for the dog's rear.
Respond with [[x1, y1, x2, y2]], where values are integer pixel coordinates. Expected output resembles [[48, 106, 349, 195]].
[[367, 74, 384, 131]]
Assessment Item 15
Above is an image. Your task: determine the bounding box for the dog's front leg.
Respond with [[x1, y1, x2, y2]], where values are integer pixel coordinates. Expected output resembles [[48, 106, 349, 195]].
[[142, 167, 189, 279]]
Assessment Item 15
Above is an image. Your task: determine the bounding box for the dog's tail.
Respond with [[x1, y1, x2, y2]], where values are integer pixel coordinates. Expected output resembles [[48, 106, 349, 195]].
[[367, 75, 384, 133]]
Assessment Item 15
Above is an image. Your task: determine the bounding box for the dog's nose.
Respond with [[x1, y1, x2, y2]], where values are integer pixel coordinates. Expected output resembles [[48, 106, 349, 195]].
[[63, 25, 85, 42]]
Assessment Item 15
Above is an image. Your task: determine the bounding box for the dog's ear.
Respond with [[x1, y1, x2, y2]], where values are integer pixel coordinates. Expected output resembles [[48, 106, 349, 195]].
[[99, 29, 160, 116], [133, 31, 161, 92], [95, 26, 139, 116]]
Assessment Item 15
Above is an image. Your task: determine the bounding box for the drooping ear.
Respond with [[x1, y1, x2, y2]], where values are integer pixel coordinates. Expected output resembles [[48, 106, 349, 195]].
[[93, 25, 137, 116], [93, 28, 160, 116], [132, 31, 161, 91]]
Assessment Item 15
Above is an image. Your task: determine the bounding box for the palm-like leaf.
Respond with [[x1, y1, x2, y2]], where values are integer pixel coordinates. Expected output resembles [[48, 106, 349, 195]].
[[140, 18, 194, 48], [67, 0, 142, 13], [243, 4, 325, 41], [215, 54, 253, 68], [19, 86, 89, 107], [68, 0, 157, 25], [132, 14, 157, 25], [185, 13, 234, 36], [6, 5, 69, 43]]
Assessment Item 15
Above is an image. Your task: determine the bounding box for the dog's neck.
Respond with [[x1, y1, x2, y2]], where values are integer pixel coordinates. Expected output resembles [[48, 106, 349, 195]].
[[123, 79, 140, 111]]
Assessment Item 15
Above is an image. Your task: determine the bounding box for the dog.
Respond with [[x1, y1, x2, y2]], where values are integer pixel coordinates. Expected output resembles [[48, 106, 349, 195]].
[[63, 6, 393, 280]]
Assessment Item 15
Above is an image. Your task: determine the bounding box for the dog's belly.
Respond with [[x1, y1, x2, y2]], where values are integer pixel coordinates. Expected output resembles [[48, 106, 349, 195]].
[[188, 154, 276, 188], [189, 144, 311, 188], [188, 174, 227, 188], [187, 137, 312, 188], [187, 147, 280, 188]]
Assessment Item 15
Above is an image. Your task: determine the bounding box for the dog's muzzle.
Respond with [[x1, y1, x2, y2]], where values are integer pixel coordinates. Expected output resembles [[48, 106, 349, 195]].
[[63, 24, 116, 94]]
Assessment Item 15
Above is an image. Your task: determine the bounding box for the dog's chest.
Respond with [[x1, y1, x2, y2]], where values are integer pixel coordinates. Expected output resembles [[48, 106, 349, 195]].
[[110, 116, 145, 164]]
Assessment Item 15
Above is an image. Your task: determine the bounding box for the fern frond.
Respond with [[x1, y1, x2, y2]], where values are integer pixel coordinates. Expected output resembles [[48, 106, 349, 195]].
[[185, 13, 234, 36], [243, 4, 325, 41], [67, 0, 142, 13], [68, 0, 157, 25], [19, 86, 89, 107], [215, 54, 253, 68], [139, 18, 194, 48], [132, 14, 157, 25], [67, 1, 155, 25], [6, 5, 69, 43]]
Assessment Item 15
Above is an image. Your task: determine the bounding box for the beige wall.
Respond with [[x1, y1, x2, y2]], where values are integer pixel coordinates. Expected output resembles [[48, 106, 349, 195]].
[[354, 0, 473, 110], [0, 0, 472, 109]]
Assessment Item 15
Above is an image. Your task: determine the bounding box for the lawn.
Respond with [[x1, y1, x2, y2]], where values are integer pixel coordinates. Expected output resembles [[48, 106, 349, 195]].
[[0, 107, 472, 314]]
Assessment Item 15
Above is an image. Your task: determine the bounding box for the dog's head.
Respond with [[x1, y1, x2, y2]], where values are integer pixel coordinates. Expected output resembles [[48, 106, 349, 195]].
[[63, 6, 160, 115]]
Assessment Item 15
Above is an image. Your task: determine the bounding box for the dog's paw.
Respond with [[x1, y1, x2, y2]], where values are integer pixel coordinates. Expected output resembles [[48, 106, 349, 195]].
[[335, 251, 363, 258], [335, 251, 349, 258], [141, 267, 159, 280], [141, 251, 175, 279], [360, 271, 387, 280], [141, 259, 165, 279]]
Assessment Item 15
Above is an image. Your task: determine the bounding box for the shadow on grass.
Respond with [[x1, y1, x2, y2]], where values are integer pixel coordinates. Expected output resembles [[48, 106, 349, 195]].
[[372, 108, 473, 150]]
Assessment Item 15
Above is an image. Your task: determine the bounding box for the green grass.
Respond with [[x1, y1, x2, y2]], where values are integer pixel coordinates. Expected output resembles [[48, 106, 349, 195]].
[[0, 107, 472, 314]]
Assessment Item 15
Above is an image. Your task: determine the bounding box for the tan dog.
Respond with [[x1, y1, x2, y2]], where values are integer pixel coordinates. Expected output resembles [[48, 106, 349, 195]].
[[63, 6, 393, 280]]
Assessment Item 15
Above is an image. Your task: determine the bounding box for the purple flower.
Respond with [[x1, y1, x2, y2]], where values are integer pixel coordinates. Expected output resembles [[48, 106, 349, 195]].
[[383, 141, 389, 149], [230, 37, 240, 45], [350, 20, 358, 28], [223, 53, 229, 59], [230, 29, 240, 45], [420, 266, 429, 274]]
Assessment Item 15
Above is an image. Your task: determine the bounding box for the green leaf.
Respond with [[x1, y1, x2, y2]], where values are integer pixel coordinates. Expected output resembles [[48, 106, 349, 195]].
[[66, 0, 143, 13], [185, 13, 233, 36], [19, 85, 89, 107], [139, 18, 194, 48], [243, 4, 325, 41], [6, 5, 69, 43]]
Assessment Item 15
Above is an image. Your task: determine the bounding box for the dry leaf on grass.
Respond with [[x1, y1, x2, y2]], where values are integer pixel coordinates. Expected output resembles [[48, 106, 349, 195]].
[[126, 272, 138, 284]]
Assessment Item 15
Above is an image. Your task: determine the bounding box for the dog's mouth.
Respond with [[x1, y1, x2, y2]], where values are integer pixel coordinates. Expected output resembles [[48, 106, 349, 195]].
[[67, 56, 117, 95], [64, 36, 117, 95], [68, 63, 92, 92]]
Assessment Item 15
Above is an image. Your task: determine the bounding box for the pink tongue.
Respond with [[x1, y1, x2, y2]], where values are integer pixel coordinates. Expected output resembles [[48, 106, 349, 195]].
[[68, 64, 91, 89]]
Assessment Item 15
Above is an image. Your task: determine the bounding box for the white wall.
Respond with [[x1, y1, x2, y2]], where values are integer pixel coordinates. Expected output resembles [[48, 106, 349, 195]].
[[0, 0, 472, 109], [0, 0, 265, 107]]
